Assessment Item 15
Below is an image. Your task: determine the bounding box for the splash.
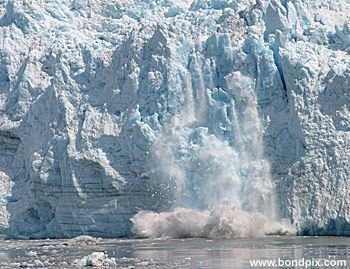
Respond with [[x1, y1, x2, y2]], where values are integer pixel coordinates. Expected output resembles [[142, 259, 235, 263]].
[[131, 206, 296, 239]]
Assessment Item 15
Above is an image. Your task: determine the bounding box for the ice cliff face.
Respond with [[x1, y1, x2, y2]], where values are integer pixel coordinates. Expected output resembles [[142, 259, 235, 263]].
[[0, 0, 349, 238]]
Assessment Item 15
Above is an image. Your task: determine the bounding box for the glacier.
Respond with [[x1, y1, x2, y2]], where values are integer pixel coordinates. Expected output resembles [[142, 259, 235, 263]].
[[0, 0, 349, 238]]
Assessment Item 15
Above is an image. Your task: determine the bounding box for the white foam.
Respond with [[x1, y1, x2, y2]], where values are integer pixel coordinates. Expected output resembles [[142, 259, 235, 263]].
[[131, 206, 295, 239]]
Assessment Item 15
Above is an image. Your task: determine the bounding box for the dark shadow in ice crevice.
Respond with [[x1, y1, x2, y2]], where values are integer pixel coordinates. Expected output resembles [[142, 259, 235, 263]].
[[0, 130, 21, 234]]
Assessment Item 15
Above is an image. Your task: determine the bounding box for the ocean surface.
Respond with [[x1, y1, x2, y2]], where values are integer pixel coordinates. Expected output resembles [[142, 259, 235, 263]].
[[0, 236, 349, 268]]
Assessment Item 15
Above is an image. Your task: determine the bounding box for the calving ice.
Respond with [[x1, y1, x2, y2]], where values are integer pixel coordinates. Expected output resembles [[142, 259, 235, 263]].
[[132, 58, 292, 237], [131, 207, 294, 238], [0, 0, 349, 239]]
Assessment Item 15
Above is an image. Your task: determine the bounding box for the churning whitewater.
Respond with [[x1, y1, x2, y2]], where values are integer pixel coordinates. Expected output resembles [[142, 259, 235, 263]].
[[131, 207, 295, 239]]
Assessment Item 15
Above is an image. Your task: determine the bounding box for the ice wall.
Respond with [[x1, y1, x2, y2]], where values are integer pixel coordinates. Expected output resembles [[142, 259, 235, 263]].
[[0, 0, 349, 237]]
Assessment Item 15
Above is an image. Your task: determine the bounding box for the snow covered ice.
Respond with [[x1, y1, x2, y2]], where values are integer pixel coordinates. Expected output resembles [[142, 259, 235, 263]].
[[0, 0, 349, 238]]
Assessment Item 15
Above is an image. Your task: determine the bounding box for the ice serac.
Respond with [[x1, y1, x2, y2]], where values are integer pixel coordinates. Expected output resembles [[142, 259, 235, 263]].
[[0, 0, 349, 238]]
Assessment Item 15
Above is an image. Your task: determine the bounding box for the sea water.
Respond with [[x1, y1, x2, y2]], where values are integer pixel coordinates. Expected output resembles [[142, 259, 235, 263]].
[[0, 237, 349, 268]]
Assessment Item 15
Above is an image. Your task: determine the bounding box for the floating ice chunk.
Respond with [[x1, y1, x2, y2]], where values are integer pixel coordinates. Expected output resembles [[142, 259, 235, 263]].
[[69, 235, 101, 245], [73, 252, 111, 267], [33, 259, 45, 267], [27, 251, 37, 257]]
